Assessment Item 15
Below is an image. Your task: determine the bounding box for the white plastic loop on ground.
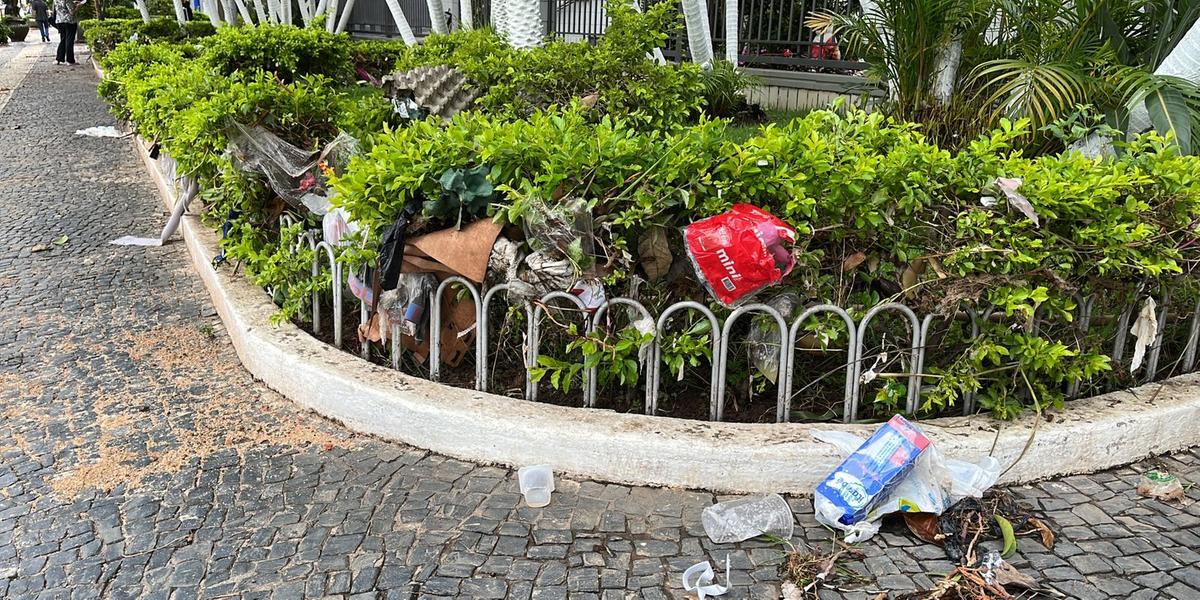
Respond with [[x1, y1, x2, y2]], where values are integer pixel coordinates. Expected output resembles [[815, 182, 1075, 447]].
[[681, 555, 730, 599]]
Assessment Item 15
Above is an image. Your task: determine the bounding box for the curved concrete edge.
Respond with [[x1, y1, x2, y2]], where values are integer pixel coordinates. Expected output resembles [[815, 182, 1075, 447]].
[[125, 132, 1200, 494]]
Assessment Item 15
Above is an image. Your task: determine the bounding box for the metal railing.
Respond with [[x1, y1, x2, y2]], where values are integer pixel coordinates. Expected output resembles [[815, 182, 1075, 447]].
[[301, 228, 1200, 424], [548, 0, 869, 71], [341, 0, 867, 72]]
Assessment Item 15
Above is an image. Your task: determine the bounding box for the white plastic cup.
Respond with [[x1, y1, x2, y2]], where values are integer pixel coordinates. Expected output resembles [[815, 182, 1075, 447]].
[[701, 493, 795, 544], [518, 464, 555, 508]]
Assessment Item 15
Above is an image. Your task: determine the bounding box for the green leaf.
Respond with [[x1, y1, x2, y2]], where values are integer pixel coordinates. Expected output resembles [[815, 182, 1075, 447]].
[[1145, 85, 1192, 154], [995, 514, 1017, 557]]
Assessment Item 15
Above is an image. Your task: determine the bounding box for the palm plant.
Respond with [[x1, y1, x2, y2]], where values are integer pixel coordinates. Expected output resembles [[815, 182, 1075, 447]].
[[808, 0, 992, 124], [813, 0, 1200, 153]]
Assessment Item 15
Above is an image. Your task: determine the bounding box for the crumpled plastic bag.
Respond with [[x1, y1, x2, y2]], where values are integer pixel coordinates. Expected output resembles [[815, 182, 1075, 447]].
[[684, 204, 797, 307], [522, 197, 597, 275], [811, 426, 1001, 543], [224, 122, 359, 208]]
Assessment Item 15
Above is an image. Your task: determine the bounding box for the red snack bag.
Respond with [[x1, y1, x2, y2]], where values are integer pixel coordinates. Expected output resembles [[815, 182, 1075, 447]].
[[684, 204, 797, 307]]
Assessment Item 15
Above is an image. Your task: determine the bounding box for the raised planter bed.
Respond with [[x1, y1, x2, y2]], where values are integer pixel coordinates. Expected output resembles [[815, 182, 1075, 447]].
[[120, 123, 1200, 493]]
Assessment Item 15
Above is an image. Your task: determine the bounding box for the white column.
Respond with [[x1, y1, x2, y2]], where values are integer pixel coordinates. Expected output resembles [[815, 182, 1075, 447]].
[[724, 0, 737, 63], [681, 0, 713, 65]]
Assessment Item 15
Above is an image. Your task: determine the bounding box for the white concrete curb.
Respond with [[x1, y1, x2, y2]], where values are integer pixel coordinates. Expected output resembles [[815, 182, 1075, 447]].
[[118, 103, 1200, 494]]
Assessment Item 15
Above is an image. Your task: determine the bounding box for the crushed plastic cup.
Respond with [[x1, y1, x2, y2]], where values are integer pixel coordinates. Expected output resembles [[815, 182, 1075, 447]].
[[700, 494, 794, 544], [518, 464, 555, 507]]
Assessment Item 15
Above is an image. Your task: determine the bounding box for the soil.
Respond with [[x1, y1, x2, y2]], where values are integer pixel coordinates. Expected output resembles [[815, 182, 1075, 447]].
[[44, 324, 348, 498]]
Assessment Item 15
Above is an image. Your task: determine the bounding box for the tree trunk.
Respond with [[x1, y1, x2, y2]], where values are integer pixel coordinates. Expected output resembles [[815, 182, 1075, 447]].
[[681, 0, 714, 64], [458, 0, 472, 29], [382, 0, 417, 44], [334, 0, 355, 32], [505, 0, 541, 48], [492, 0, 508, 38], [724, 0, 737, 63], [202, 0, 222, 26], [134, 0, 151, 22], [933, 37, 962, 104], [427, 0, 447, 34], [172, 0, 187, 24], [325, 0, 339, 31], [233, 0, 254, 24]]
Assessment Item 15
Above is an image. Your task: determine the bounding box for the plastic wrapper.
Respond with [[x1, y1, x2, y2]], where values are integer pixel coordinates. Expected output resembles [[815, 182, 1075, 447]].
[[224, 122, 359, 209], [378, 273, 437, 341], [747, 292, 802, 383], [522, 197, 596, 275], [684, 204, 797, 307], [323, 207, 359, 247], [812, 418, 1001, 543], [1136, 470, 1185, 501], [348, 267, 375, 305]]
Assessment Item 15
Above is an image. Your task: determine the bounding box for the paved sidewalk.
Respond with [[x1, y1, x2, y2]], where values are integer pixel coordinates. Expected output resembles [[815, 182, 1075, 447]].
[[2, 44, 1200, 600]]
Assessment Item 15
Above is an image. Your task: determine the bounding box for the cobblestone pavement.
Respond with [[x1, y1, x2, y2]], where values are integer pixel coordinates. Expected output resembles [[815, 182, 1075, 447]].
[[2, 43, 1200, 600]]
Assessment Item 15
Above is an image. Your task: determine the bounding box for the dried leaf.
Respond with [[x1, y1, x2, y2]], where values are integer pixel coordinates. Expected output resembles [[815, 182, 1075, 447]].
[[996, 177, 1039, 226], [30, 244, 49, 253], [928, 256, 947, 279], [638, 227, 673, 281], [904, 513, 943, 545], [579, 92, 600, 109], [1028, 517, 1055, 549], [900, 259, 925, 297], [842, 251, 867, 272], [1130, 297, 1159, 372]]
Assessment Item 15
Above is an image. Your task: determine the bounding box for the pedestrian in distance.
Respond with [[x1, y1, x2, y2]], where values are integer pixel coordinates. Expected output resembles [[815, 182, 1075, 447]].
[[181, 0, 192, 20], [30, 0, 51, 42], [52, 0, 86, 66]]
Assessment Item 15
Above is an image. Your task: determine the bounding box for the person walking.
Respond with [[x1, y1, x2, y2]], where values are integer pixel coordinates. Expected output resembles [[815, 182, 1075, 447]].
[[52, 0, 85, 65], [30, 0, 50, 42]]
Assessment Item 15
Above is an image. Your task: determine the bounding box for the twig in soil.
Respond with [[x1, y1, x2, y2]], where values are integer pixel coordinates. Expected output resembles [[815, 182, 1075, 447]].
[[777, 542, 867, 599]]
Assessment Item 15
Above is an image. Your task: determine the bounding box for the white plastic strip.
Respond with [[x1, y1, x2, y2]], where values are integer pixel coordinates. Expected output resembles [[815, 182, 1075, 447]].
[[682, 555, 730, 600]]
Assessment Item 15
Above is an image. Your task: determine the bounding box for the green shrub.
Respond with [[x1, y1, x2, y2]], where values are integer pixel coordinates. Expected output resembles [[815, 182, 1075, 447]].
[[199, 25, 353, 82], [83, 16, 213, 56], [146, 0, 180, 15], [183, 19, 215, 37], [330, 106, 1200, 417], [391, 2, 706, 125], [81, 18, 141, 55], [95, 20, 1200, 420], [351, 38, 411, 79], [105, 6, 141, 19]]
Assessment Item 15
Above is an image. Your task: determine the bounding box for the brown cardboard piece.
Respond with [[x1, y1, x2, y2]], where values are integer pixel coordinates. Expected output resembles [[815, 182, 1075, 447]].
[[401, 218, 503, 283]]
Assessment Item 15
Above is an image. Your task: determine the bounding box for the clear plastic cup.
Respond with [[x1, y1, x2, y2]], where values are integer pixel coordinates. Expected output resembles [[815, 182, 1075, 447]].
[[517, 464, 555, 508], [701, 494, 794, 543]]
